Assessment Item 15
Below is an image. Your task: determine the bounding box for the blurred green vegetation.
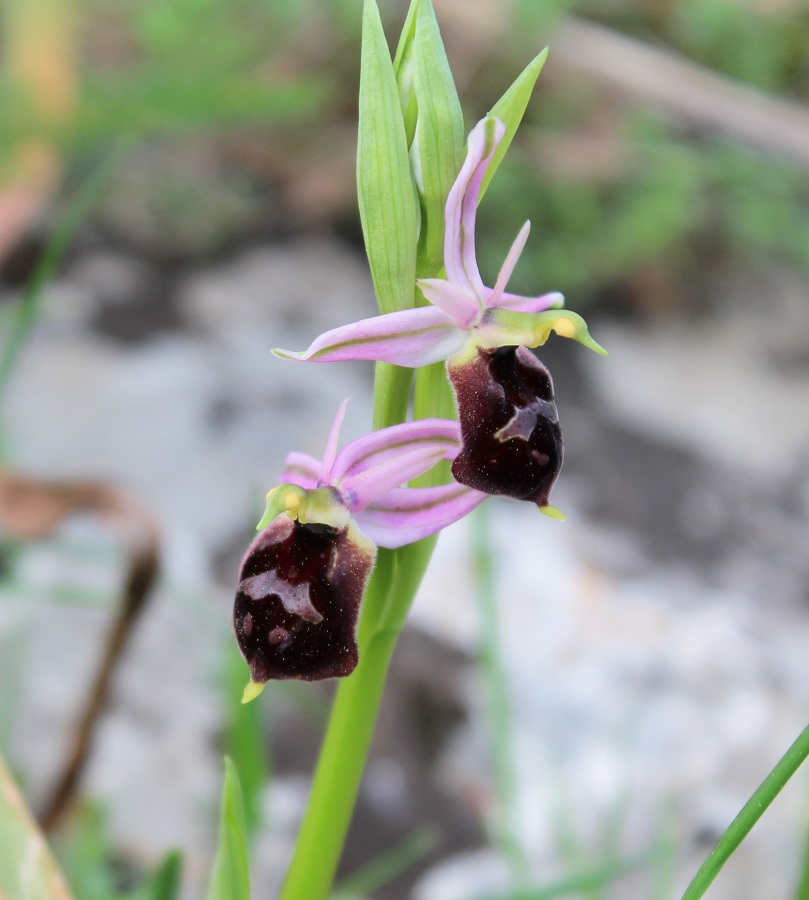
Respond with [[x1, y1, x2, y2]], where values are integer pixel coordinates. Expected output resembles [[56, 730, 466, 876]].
[[479, 0, 809, 304], [2, 0, 807, 304], [55, 803, 183, 900]]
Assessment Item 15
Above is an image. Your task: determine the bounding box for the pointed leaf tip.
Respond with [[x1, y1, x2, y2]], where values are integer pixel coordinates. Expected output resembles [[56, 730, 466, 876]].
[[480, 47, 550, 203], [206, 758, 250, 900]]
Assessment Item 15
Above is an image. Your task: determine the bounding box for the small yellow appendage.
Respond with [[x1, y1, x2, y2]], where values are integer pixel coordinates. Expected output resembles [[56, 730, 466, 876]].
[[242, 680, 265, 704], [552, 317, 577, 338], [284, 490, 301, 520]]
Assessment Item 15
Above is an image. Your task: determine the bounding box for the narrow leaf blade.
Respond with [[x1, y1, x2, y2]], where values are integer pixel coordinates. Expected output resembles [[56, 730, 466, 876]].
[[411, 0, 465, 273], [357, 0, 420, 313], [392, 0, 419, 144], [480, 48, 549, 203], [145, 850, 183, 900], [205, 757, 251, 900]]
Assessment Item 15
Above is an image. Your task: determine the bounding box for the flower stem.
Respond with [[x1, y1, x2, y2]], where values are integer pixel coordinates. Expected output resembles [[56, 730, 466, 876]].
[[681, 721, 809, 899], [280, 537, 437, 900]]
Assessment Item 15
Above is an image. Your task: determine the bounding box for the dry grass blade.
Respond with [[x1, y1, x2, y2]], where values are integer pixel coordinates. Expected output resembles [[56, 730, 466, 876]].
[[0, 754, 74, 899]]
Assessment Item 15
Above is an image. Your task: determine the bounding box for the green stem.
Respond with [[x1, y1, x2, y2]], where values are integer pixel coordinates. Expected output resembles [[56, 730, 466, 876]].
[[682, 721, 809, 900], [372, 362, 413, 432], [471, 503, 531, 887], [279, 542, 435, 900]]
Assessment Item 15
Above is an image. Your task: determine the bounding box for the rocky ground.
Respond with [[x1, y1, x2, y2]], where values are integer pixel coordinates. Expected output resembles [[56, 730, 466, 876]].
[[2, 232, 809, 898]]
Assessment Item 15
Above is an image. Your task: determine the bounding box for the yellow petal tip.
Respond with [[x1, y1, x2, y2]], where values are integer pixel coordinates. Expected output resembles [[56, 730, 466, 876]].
[[540, 505, 566, 521], [242, 680, 265, 704]]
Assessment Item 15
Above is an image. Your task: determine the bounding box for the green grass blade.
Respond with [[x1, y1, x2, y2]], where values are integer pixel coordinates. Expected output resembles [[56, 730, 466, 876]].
[[144, 850, 183, 900], [471, 502, 530, 886], [206, 758, 250, 900], [332, 827, 438, 898], [479, 851, 655, 899], [222, 643, 269, 837], [682, 721, 809, 899]]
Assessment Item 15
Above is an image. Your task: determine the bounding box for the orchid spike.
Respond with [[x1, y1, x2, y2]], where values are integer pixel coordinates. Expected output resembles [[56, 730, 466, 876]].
[[234, 403, 486, 690], [274, 116, 606, 511]]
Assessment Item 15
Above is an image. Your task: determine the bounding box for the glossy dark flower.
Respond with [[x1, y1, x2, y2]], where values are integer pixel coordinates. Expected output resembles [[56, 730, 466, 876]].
[[449, 345, 562, 507], [235, 402, 486, 700], [235, 512, 372, 684]]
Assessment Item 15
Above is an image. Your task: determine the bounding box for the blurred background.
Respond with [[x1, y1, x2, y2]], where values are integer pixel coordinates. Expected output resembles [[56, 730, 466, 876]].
[[1, 0, 809, 897]]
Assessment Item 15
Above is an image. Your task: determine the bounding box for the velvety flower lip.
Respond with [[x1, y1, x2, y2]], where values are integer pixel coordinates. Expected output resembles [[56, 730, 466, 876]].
[[449, 346, 564, 509], [273, 116, 606, 368], [235, 514, 372, 686]]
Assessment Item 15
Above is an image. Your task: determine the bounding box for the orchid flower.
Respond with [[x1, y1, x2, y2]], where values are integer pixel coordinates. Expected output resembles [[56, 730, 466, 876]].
[[235, 401, 486, 696], [275, 116, 605, 511]]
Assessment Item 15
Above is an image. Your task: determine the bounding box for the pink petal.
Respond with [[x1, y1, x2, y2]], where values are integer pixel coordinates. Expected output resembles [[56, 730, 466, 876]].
[[357, 483, 488, 549], [444, 117, 506, 300], [489, 221, 531, 306], [342, 447, 451, 512], [494, 290, 565, 314], [280, 452, 322, 489], [417, 278, 481, 329], [330, 419, 461, 484], [320, 399, 348, 483], [273, 306, 466, 368]]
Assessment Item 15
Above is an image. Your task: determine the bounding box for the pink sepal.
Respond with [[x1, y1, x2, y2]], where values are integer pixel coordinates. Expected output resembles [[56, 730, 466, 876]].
[[357, 483, 488, 548]]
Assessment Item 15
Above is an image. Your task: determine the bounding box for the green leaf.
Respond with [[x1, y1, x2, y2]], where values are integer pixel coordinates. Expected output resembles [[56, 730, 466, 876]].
[[144, 850, 183, 900], [480, 48, 549, 204], [357, 0, 420, 313], [206, 758, 251, 900], [0, 754, 74, 900], [222, 642, 269, 837], [410, 0, 464, 274], [392, 0, 419, 145], [54, 803, 116, 900]]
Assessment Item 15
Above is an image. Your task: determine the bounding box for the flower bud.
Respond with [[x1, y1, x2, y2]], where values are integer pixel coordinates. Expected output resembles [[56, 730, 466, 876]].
[[448, 345, 563, 507]]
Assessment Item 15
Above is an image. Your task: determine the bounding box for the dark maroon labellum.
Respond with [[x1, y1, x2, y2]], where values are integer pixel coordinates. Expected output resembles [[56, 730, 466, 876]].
[[233, 515, 373, 682], [448, 345, 563, 506]]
